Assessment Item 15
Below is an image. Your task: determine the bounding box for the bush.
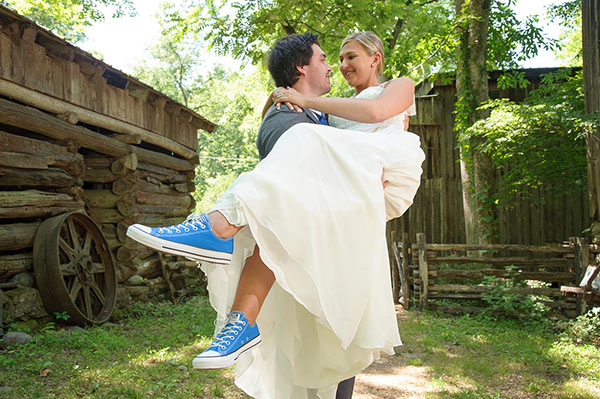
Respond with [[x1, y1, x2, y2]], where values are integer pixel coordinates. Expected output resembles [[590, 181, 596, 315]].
[[564, 307, 600, 346]]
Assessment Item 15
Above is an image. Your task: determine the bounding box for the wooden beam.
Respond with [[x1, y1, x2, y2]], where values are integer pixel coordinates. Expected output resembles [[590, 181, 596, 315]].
[[0, 77, 198, 159]]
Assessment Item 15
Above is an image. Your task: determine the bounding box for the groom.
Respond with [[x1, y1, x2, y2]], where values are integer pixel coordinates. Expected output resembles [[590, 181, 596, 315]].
[[230, 32, 357, 399]]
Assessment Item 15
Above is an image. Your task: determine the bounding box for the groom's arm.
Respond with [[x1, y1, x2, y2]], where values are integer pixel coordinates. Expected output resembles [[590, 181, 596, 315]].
[[257, 105, 315, 159]]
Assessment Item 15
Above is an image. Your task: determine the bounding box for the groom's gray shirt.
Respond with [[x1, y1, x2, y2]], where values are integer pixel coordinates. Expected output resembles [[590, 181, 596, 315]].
[[257, 105, 320, 160]]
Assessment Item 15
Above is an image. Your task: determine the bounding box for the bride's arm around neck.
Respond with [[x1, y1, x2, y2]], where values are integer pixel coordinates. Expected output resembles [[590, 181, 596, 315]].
[[301, 77, 414, 124]]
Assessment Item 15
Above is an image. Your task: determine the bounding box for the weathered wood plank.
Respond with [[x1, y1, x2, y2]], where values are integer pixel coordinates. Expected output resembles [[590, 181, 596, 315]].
[[0, 166, 82, 187], [0, 222, 40, 251]]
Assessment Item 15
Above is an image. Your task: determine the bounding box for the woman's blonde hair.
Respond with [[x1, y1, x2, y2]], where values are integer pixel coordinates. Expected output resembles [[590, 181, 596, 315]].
[[340, 31, 385, 79]]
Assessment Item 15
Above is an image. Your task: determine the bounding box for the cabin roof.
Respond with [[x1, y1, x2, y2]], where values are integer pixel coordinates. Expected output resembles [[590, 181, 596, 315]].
[[0, 4, 216, 152]]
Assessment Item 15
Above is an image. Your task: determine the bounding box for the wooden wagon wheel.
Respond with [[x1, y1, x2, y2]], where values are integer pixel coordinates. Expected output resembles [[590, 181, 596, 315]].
[[33, 212, 116, 325]]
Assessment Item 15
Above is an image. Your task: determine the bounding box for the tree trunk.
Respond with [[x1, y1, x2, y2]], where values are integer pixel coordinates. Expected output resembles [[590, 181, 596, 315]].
[[455, 0, 496, 244], [582, 0, 600, 239]]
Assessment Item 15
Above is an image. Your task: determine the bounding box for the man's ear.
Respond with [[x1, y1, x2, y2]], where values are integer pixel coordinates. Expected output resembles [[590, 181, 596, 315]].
[[296, 64, 307, 77]]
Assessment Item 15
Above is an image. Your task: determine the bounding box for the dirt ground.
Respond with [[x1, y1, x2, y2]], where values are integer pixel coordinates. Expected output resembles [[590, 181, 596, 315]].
[[353, 306, 438, 399]]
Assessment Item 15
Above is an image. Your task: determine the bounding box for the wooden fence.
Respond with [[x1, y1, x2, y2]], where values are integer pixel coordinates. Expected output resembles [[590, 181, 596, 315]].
[[390, 233, 600, 318]]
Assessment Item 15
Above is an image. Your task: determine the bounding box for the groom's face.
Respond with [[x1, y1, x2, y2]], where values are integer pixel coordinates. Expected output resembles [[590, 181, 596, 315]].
[[301, 44, 332, 96]]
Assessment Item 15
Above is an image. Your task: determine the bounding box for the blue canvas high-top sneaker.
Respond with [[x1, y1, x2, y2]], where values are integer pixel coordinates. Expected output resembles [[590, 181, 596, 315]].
[[126, 213, 233, 264], [192, 311, 261, 369]]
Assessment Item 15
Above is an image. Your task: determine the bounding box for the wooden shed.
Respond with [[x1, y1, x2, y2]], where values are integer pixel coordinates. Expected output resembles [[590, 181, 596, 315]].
[[0, 5, 215, 327], [397, 68, 589, 246]]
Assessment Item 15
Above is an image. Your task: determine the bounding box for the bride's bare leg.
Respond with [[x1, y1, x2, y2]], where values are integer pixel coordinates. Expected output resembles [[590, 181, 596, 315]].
[[231, 245, 275, 325], [208, 210, 243, 238]]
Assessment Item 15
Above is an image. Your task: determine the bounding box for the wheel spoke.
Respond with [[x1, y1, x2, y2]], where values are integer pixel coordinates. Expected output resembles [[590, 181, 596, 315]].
[[67, 218, 81, 251], [82, 285, 93, 318], [89, 262, 105, 274], [89, 279, 106, 306], [58, 237, 75, 261], [60, 261, 77, 276], [69, 278, 82, 302], [82, 231, 93, 255]]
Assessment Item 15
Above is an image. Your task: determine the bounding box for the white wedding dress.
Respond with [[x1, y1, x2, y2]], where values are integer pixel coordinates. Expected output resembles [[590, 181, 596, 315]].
[[201, 84, 425, 399]]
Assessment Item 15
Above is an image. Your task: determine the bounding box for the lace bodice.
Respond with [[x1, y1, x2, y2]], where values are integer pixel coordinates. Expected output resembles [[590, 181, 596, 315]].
[[328, 83, 416, 132]]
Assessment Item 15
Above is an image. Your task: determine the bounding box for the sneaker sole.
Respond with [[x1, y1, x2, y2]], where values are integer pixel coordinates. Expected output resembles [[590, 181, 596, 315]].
[[192, 335, 262, 369], [127, 225, 232, 265]]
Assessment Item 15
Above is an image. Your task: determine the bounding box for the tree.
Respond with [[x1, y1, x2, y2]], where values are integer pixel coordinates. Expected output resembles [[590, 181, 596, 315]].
[[0, 0, 136, 42], [161, 0, 455, 83], [455, 0, 495, 244]]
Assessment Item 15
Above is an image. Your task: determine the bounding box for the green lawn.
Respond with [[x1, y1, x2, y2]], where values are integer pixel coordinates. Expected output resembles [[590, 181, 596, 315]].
[[1, 297, 599, 398]]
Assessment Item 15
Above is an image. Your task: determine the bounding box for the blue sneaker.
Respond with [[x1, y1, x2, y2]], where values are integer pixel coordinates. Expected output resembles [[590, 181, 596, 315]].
[[192, 311, 261, 369], [126, 213, 233, 264]]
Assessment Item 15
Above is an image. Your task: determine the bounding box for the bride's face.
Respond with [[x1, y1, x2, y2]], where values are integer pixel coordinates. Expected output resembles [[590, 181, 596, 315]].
[[339, 41, 379, 90]]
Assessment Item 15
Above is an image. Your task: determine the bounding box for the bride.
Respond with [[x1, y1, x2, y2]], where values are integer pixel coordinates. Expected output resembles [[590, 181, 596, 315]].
[[128, 31, 425, 399]]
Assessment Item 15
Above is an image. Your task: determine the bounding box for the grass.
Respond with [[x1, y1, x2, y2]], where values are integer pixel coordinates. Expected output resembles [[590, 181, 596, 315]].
[[397, 310, 600, 399], [0, 297, 249, 399], [1, 297, 599, 399]]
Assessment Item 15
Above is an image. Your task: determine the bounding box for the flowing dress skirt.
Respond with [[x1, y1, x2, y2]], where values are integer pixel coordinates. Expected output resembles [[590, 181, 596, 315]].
[[201, 123, 425, 399]]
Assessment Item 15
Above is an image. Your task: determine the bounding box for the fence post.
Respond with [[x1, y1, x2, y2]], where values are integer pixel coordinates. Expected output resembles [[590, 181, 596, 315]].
[[401, 232, 411, 309], [417, 233, 429, 309], [571, 236, 590, 315]]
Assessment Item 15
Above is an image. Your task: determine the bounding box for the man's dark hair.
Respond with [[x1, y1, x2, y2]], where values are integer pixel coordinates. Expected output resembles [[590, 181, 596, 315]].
[[267, 33, 319, 88]]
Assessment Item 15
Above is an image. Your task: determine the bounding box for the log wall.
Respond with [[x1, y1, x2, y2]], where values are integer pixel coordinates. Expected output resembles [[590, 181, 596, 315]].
[[0, 5, 212, 324]]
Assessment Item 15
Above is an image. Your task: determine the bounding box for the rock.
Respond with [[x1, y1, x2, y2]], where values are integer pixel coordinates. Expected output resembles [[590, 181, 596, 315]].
[[125, 275, 144, 286], [177, 365, 188, 372], [10, 272, 34, 288], [0, 331, 32, 349], [68, 326, 85, 335], [3, 287, 49, 321], [13, 319, 40, 333], [0, 386, 14, 394], [101, 322, 119, 329]]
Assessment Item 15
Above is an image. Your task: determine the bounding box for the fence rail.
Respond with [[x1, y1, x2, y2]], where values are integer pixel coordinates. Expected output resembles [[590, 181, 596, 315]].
[[391, 233, 600, 318]]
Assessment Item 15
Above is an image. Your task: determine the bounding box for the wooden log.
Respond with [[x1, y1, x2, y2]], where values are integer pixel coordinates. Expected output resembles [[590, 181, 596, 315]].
[[117, 222, 129, 243], [83, 190, 135, 209], [428, 284, 563, 297], [431, 269, 576, 283], [133, 214, 184, 226], [0, 190, 75, 207], [426, 256, 571, 266], [173, 181, 195, 193], [0, 130, 84, 168], [0, 78, 198, 159], [88, 208, 123, 224], [83, 168, 120, 183], [0, 166, 82, 187], [0, 222, 40, 251], [110, 158, 129, 176], [0, 151, 52, 169], [138, 162, 189, 183], [0, 253, 33, 280], [410, 242, 572, 254], [107, 133, 141, 144], [0, 204, 84, 219], [112, 176, 136, 195], [135, 190, 193, 208], [0, 96, 195, 172], [417, 233, 429, 309], [130, 204, 191, 218], [84, 154, 113, 169], [0, 96, 132, 158]]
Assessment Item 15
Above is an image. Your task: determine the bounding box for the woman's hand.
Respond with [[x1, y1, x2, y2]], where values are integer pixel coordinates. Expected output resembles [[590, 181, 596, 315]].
[[272, 87, 306, 112]]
